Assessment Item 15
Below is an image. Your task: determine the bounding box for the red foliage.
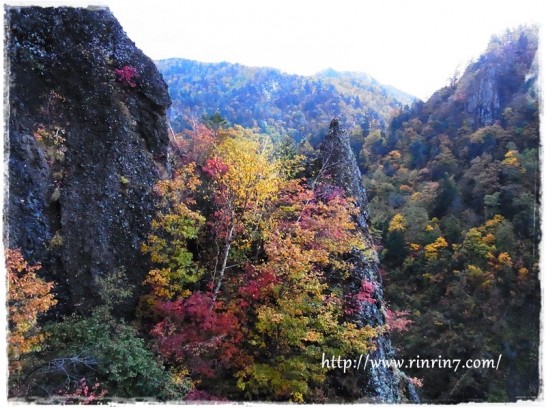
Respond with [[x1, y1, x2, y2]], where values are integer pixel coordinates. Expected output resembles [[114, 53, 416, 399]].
[[151, 292, 245, 377], [355, 279, 376, 303], [202, 157, 229, 179], [114, 65, 138, 88], [186, 389, 229, 401], [238, 265, 279, 301], [315, 183, 345, 202], [385, 308, 413, 333], [56, 378, 107, 404], [172, 124, 216, 165], [345, 279, 376, 315]]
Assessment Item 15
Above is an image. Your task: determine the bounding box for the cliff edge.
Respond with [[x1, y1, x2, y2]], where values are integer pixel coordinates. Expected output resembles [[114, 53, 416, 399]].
[[5, 6, 171, 315]]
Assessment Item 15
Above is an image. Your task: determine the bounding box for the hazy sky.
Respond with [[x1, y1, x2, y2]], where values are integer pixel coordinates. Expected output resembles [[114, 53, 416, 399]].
[[6, 0, 545, 100]]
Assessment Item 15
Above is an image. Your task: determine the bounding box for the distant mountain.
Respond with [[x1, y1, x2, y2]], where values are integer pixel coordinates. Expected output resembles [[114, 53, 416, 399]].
[[155, 58, 417, 143], [315, 68, 415, 109]]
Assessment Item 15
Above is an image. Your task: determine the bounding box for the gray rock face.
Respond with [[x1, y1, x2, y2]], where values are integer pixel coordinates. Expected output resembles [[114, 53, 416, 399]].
[[465, 66, 501, 127], [320, 119, 419, 403], [5, 6, 171, 315]]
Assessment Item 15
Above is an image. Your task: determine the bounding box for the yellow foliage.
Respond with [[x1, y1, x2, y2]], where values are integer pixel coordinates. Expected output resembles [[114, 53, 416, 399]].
[[6, 249, 57, 373], [410, 243, 421, 251], [388, 213, 406, 232], [142, 163, 205, 303], [410, 192, 421, 201], [154, 162, 201, 206], [483, 233, 496, 245], [290, 392, 304, 403], [518, 267, 529, 281], [502, 150, 525, 172], [482, 279, 493, 289], [497, 252, 513, 267], [387, 150, 402, 160], [424, 237, 448, 260], [303, 331, 323, 343], [467, 264, 484, 280], [214, 128, 281, 217], [484, 214, 505, 230]]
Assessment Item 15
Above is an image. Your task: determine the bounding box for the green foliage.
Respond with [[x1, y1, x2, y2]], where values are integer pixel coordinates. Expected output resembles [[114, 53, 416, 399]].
[[12, 268, 188, 401], [202, 111, 228, 130], [48, 231, 64, 249], [96, 268, 135, 311], [44, 309, 187, 399]]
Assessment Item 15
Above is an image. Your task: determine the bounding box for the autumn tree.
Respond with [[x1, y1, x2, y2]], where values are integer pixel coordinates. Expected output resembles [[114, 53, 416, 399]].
[[235, 181, 377, 401], [6, 249, 57, 375], [202, 126, 282, 305], [142, 123, 380, 401], [140, 162, 205, 307]]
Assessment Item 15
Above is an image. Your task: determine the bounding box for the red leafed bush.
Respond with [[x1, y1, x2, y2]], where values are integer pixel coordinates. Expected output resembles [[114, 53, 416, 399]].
[[345, 279, 376, 315], [202, 157, 229, 179], [56, 378, 108, 404], [150, 292, 244, 377], [385, 308, 413, 333], [355, 279, 376, 303], [185, 389, 229, 401], [114, 65, 138, 88], [238, 265, 279, 301]]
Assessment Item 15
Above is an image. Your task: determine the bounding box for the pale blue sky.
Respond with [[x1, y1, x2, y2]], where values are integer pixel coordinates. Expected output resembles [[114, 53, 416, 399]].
[[5, 0, 545, 100]]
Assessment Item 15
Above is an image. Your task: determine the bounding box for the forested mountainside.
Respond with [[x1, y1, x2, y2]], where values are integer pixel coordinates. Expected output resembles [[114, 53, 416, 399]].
[[5, 6, 416, 403], [360, 26, 540, 402], [156, 58, 416, 143]]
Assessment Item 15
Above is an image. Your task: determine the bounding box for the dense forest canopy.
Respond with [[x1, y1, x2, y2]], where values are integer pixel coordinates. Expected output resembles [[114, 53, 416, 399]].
[[156, 58, 416, 144], [360, 25, 540, 402]]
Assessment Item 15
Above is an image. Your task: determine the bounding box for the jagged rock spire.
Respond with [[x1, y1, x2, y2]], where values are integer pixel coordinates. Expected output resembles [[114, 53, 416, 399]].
[[321, 117, 369, 227], [319, 119, 419, 403]]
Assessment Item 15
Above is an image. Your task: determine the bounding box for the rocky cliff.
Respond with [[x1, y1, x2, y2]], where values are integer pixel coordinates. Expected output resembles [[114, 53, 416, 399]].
[[320, 119, 419, 403], [5, 6, 171, 315], [419, 27, 538, 132]]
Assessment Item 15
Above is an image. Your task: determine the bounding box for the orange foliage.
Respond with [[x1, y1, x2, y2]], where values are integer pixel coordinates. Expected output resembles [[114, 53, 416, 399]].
[[6, 249, 57, 372]]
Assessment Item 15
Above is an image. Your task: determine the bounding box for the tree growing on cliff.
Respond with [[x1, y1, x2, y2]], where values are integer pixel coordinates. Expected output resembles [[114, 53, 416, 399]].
[[6, 249, 57, 376], [141, 123, 381, 401]]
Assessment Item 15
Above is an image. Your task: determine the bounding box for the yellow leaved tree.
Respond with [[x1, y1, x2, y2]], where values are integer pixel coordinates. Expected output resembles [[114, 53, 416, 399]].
[[6, 249, 57, 373]]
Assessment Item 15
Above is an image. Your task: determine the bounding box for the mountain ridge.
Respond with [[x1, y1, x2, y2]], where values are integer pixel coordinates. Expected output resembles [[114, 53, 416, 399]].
[[155, 57, 417, 142]]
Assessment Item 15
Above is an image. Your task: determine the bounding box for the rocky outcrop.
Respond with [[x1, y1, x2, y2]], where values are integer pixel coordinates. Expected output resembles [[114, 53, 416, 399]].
[[5, 6, 171, 315], [320, 119, 419, 403], [455, 29, 537, 128], [465, 66, 501, 127]]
